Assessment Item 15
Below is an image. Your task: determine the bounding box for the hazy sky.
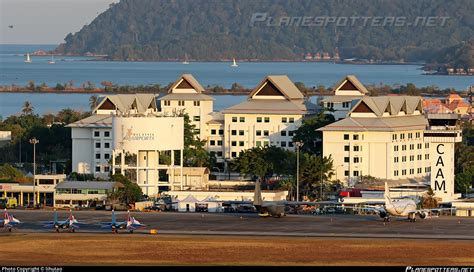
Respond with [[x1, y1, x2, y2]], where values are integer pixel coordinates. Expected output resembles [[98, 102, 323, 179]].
[[1, 0, 117, 44]]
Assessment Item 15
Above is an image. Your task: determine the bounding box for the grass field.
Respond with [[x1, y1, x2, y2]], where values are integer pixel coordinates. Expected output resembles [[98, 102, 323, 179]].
[[0, 233, 473, 266]]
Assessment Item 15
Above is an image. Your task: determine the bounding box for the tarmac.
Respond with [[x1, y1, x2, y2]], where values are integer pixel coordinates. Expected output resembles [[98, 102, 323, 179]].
[[3, 209, 474, 240]]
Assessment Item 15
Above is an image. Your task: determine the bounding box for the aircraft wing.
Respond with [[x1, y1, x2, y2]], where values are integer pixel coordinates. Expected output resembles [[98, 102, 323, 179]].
[[415, 207, 456, 214], [283, 201, 340, 206], [214, 200, 253, 205]]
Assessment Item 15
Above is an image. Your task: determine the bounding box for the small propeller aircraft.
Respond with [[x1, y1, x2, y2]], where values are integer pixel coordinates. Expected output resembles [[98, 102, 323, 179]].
[[44, 209, 82, 232], [364, 182, 455, 222], [0, 208, 21, 232], [99, 210, 145, 233]]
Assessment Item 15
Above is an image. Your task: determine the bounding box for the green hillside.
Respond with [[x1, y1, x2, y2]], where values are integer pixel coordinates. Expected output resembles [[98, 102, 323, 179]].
[[55, 0, 474, 62]]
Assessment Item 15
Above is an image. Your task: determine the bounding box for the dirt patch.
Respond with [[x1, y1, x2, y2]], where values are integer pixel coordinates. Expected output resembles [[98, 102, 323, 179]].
[[0, 234, 472, 266]]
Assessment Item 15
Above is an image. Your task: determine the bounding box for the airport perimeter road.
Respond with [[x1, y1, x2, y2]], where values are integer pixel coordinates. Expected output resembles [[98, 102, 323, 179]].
[[4, 210, 474, 240]]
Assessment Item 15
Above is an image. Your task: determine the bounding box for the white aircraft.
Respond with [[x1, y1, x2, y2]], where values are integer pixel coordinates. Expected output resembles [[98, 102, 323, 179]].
[[0, 209, 21, 232], [366, 182, 453, 222], [99, 210, 145, 233], [43, 209, 83, 232]]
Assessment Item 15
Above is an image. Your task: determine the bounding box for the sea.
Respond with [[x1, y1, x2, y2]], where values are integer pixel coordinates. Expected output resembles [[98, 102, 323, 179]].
[[0, 44, 472, 118]]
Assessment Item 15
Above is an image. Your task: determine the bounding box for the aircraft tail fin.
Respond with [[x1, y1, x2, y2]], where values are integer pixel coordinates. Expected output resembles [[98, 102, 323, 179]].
[[111, 210, 116, 225], [384, 182, 392, 205], [253, 180, 263, 206]]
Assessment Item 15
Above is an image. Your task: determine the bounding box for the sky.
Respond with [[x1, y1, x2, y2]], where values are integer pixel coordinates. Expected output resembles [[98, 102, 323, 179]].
[[1, 0, 117, 44]]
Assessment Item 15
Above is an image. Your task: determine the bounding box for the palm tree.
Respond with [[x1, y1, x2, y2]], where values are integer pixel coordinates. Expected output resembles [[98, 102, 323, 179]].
[[89, 95, 99, 111], [421, 187, 439, 209], [21, 101, 33, 115], [276, 178, 296, 200]]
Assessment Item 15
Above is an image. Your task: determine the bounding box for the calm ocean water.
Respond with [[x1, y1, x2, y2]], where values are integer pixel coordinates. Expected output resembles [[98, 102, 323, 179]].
[[0, 44, 472, 118]]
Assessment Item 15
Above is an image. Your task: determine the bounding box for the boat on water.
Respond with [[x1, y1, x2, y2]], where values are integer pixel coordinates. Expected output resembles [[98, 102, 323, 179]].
[[231, 58, 238, 67], [182, 53, 189, 64], [48, 55, 55, 64], [24, 53, 32, 63]]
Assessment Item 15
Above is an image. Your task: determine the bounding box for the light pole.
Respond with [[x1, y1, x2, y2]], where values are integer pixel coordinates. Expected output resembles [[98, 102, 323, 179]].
[[295, 141, 304, 201], [29, 137, 39, 207]]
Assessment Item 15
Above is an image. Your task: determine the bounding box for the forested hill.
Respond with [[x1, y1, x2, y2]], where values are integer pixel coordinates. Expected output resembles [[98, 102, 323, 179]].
[[55, 0, 474, 62]]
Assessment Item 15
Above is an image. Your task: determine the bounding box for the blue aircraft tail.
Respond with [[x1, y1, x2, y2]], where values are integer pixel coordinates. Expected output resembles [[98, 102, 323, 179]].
[[111, 210, 116, 225]]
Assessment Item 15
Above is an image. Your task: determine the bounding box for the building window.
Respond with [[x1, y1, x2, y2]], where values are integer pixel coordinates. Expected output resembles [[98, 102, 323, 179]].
[[194, 101, 200, 106], [425, 143, 429, 149], [408, 133, 413, 139], [231, 152, 237, 158], [210, 140, 215, 146], [239, 130, 244, 136], [164, 100, 170, 106], [410, 155, 414, 161], [282, 117, 287, 123], [256, 130, 262, 136], [211, 129, 216, 135], [289, 117, 294, 123], [288, 131, 294, 137], [410, 169, 414, 175], [327, 102, 334, 108], [217, 140, 223, 146], [425, 154, 429, 160], [193, 116, 200, 122], [231, 141, 237, 146], [264, 117, 270, 123], [394, 170, 399, 176], [402, 145, 406, 151], [256, 141, 261, 147], [104, 166, 110, 172], [417, 154, 422, 160], [231, 130, 237, 136], [95, 142, 101, 149], [394, 145, 399, 152], [417, 143, 422, 149], [239, 141, 244, 147], [343, 102, 350, 108], [392, 134, 397, 141], [353, 146, 360, 152], [239, 117, 245, 123], [217, 151, 223, 157], [178, 100, 185, 106], [400, 133, 405, 140], [104, 153, 110, 160], [104, 131, 110, 137], [104, 142, 110, 149], [402, 169, 406, 175], [95, 166, 101, 172], [410, 144, 414, 150], [232, 117, 237, 122], [257, 117, 262, 123], [263, 130, 269, 136], [288, 142, 294, 147], [417, 168, 422, 174], [281, 131, 287, 137], [402, 156, 406, 162], [416, 132, 421, 138], [353, 171, 359, 177], [344, 157, 349, 163], [344, 134, 349, 140], [394, 157, 399, 163], [263, 141, 269, 147], [281, 142, 287, 147], [95, 153, 100, 159], [344, 145, 350, 151], [219, 129, 224, 135], [353, 134, 359, 140], [94, 131, 100, 137], [344, 170, 349, 176], [353, 157, 360, 163]]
